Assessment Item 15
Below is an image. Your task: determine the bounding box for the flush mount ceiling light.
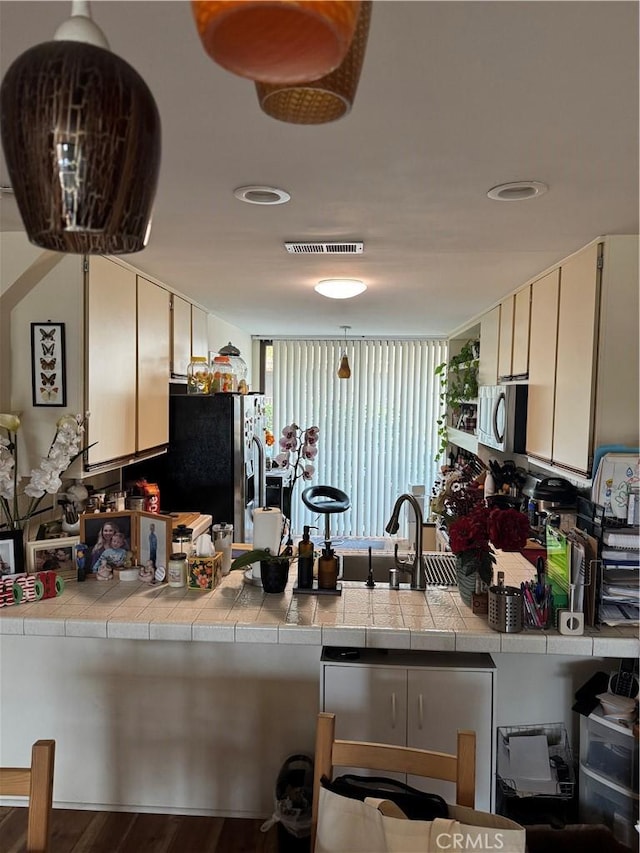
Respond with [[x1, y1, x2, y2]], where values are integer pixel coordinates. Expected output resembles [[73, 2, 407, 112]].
[[0, 0, 160, 254], [315, 278, 367, 299], [486, 181, 548, 202], [233, 185, 291, 205], [191, 0, 361, 84], [256, 0, 371, 125]]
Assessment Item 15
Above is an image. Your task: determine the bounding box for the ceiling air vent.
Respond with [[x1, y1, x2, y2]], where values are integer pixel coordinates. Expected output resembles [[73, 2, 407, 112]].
[[284, 241, 364, 254]]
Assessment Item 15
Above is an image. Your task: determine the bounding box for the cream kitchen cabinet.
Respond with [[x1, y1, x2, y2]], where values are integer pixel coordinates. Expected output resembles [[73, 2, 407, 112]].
[[85, 258, 171, 469], [497, 287, 530, 381], [479, 306, 500, 386], [170, 297, 209, 377], [191, 304, 209, 360], [85, 257, 137, 467], [526, 236, 638, 477], [526, 269, 560, 462], [171, 294, 191, 378], [321, 649, 495, 811], [136, 276, 170, 453]]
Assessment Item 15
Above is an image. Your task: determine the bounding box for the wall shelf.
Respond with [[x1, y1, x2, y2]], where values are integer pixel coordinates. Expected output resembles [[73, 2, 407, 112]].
[[448, 427, 478, 455]]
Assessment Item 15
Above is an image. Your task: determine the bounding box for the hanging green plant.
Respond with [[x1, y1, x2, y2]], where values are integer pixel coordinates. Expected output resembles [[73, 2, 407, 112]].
[[434, 340, 479, 461]]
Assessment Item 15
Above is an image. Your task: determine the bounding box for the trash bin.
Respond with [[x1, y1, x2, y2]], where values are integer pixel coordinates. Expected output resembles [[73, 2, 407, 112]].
[[261, 754, 313, 853]]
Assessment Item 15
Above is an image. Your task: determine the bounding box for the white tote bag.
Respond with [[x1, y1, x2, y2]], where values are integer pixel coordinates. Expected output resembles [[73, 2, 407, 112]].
[[315, 786, 526, 853]]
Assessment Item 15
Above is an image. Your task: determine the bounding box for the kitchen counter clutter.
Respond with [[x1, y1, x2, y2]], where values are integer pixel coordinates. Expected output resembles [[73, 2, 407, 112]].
[[1, 550, 636, 657]]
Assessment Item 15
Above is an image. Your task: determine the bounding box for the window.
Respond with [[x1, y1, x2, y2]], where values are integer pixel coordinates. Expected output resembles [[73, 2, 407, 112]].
[[267, 338, 446, 537]]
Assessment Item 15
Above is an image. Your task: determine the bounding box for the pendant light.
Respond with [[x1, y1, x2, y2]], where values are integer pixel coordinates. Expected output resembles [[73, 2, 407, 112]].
[[337, 325, 352, 379], [191, 0, 361, 85], [0, 0, 161, 254], [256, 0, 372, 125]]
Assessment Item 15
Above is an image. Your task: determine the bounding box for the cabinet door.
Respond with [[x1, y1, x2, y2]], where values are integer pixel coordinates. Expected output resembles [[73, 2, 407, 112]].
[[497, 294, 514, 379], [137, 276, 170, 452], [479, 306, 500, 386], [511, 285, 531, 377], [407, 669, 493, 812], [171, 294, 191, 377], [526, 269, 560, 462], [85, 257, 137, 466], [191, 305, 208, 359], [323, 664, 407, 746], [553, 243, 600, 474]]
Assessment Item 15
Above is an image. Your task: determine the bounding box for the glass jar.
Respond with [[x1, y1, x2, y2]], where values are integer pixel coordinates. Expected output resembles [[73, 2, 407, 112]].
[[187, 356, 211, 394], [217, 342, 247, 385], [167, 552, 187, 587], [172, 525, 194, 556], [210, 355, 236, 393]]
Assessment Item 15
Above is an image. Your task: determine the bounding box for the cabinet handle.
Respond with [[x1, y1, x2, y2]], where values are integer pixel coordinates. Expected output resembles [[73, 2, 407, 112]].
[[418, 694, 424, 730], [391, 692, 396, 729]]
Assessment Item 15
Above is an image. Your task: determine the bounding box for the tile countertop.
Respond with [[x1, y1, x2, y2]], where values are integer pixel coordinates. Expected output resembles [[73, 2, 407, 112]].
[[1, 551, 637, 657]]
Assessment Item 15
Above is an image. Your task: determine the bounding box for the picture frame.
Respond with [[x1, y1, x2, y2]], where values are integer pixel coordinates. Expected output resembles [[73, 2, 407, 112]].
[[31, 321, 67, 407], [135, 512, 173, 575], [26, 536, 80, 580], [80, 512, 135, 575], [0, 530, 25, 577], [34, 519, 65, 541]]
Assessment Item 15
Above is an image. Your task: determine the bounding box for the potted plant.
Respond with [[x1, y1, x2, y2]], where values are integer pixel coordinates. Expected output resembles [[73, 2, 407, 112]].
[[448, 505, 530, 605], [230, 422, 319, 592], [434, 339, 479, 461]]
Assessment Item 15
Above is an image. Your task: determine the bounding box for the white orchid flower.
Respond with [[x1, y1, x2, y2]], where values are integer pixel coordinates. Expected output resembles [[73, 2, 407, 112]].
[[0, 413, 20, 432]]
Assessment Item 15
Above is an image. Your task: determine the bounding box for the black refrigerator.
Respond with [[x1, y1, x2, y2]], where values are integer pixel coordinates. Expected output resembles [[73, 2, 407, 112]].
[[124, 390, 266, 542]]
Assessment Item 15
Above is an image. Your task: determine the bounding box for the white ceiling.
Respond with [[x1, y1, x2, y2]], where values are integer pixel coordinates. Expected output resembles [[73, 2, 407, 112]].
[[1, 1, 638, 338]]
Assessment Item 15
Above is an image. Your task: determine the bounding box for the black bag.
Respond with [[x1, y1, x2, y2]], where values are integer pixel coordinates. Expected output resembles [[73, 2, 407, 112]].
[[321, 774, 449, 821]]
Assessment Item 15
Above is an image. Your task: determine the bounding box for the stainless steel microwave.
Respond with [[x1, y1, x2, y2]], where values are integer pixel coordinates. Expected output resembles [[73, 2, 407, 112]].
[[477, 385, 528, 453]]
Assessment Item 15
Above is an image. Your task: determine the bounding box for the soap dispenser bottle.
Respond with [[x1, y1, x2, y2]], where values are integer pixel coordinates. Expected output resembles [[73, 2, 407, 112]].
[[318, 545, 339, 590], [297, 526, 315, 589]]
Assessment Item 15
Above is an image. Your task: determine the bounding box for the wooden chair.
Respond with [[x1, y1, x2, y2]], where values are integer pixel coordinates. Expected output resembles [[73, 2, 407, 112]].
[[0, 739, 55, 853], [311, 712, 475, 851]]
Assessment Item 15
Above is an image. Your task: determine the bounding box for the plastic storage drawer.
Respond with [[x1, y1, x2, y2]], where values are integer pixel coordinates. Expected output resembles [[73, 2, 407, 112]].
[[582, 710, 638, 792], [579, 763, 639, 849]]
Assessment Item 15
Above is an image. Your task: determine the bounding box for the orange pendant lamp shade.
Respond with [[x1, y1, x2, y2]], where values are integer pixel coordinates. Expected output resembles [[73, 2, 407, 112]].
[[337, 354, 351, 379], [191, 1, 361, 84], [256, 0, 371, 124]]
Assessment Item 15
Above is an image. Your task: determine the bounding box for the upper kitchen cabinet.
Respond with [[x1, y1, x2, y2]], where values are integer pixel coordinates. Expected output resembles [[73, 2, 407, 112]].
[[526, 269, 560, 462], [137, 276, 170, 453], [191, 305, 209, 360], [85, 260, 171, 469], [497, 286, 530, 381], [170, 297, 209, 377], [85, 258, 137, 467], [171, 294, 191, 378], [478, 306, 500, 386], [527, 236, 639, 477]]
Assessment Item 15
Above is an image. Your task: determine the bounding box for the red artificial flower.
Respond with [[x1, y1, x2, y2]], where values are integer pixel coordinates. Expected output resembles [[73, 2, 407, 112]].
[[488, 508, 530, 551]]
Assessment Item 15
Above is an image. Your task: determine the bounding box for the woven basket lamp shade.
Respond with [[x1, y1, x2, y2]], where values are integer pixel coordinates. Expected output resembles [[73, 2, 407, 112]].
[[0, 13, 160, 254], [191, 0, 361, 84], [255, 0, 371, 124]]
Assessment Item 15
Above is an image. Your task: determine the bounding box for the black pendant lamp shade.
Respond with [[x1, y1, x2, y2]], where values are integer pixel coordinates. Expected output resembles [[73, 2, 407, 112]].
[[0, 40, 161, 254]]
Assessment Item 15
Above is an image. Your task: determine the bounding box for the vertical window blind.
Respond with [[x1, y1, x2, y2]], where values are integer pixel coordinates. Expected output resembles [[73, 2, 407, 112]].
[[271, 338, 447, 537]]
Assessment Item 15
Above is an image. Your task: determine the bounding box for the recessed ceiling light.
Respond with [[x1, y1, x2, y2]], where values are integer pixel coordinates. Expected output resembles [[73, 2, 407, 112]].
[[486, 181, 548, 201], [233, 185, 290, 205], [315, 279, 367, 299]]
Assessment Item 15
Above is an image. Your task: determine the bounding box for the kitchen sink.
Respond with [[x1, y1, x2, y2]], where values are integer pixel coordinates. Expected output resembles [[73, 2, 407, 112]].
[[339, 552, 458, 586], [339, 553, 397, 582]]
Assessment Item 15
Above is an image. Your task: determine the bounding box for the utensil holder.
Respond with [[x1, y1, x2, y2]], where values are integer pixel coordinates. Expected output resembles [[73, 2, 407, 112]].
[[488, 574, 523, 633]]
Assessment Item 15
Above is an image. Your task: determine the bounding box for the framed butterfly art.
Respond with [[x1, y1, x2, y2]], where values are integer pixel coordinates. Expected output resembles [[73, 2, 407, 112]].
[[31, 322, 66, 406]]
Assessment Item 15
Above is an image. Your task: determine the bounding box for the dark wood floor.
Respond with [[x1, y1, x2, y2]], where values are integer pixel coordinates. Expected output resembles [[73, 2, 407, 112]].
[[0, 806, 306, 853]]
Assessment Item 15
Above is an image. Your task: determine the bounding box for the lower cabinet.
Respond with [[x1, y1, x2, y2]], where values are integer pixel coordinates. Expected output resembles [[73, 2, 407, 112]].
[[320, 648, 496, 811]]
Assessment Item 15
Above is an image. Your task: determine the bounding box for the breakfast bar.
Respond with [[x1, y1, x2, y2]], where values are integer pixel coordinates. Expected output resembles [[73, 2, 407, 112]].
[[0, 551, 636, 818]]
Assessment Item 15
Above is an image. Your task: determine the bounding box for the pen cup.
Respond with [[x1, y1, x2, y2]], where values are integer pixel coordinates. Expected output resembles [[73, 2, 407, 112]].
[[522, 581, 553, 629]]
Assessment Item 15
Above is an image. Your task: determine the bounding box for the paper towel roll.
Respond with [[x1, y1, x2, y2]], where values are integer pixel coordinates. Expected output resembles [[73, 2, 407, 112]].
[[252, 507, 283, 579]]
